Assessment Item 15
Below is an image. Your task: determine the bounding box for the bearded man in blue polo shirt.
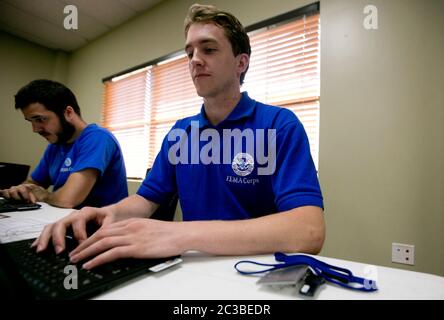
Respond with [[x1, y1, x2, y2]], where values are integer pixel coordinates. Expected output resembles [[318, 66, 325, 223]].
[[0, 79, 128, 208], [34, 4, 325, 266]]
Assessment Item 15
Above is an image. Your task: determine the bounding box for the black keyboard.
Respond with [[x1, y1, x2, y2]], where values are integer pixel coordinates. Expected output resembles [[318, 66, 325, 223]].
[[2, 236, 174, 299]]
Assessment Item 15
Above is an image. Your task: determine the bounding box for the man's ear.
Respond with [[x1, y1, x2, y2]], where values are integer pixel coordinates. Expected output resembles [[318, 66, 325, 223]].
[[237, 53, 250, 74], [63, 106, 75, 122]]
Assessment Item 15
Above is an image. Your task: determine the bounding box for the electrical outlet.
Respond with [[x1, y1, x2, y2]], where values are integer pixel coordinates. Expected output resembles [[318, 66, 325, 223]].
[[392, 243, 415, 265]]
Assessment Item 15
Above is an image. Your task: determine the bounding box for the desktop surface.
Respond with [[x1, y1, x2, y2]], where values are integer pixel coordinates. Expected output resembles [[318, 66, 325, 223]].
[[96, 251, 444, 300]]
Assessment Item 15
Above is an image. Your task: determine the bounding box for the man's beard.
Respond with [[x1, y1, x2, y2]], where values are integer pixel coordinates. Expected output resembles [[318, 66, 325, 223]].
[[54, 115, 76, 144]]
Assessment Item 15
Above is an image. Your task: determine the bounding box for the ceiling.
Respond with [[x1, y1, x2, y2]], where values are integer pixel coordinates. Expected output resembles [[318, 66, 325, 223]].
[[0, 0, 163, 52]]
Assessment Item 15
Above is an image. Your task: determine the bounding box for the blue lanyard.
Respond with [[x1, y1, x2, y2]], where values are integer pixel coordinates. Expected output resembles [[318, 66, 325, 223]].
[[234, 252, 378, 292]]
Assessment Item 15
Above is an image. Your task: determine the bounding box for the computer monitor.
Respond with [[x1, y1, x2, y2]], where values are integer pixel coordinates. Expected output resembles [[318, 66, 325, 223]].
[[0, 162, 30, 189]]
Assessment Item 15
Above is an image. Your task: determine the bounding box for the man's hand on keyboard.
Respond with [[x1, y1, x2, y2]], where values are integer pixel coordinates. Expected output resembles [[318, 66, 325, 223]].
[[31, 206, 117, 255], [0, 183, 45, 203], [68, 218, 183, 270]]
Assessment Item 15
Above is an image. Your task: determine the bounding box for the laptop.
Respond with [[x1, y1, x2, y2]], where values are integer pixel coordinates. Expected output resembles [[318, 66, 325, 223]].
[[0, 162, 30, 189], [0, 222, 182, 299]]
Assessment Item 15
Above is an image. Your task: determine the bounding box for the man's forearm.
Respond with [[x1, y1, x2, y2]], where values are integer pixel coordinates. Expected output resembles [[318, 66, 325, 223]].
[[179, 206, 325, 256], [43, 191, 79, 208], [106, 194, 160, 221]]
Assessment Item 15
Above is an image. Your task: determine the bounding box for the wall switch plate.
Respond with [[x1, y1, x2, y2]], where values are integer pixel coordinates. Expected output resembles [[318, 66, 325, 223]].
[[392, 243, 415, 265]]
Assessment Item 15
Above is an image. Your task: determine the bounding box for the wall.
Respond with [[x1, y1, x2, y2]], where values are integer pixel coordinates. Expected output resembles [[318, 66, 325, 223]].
[[0, 31, 68, 170], [319, 0, 443, 276]]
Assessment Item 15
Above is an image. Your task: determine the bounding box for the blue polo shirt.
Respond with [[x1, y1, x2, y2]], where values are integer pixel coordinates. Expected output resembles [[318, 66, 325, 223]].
[[137, 92, 323, 220], [32, 124, 128, 208]]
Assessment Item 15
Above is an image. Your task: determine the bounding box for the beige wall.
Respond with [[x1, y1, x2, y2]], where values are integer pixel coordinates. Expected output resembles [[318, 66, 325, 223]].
[[319, 0, 443, 276], [1, 0, 442, 275], [0, 31, 68, 170]]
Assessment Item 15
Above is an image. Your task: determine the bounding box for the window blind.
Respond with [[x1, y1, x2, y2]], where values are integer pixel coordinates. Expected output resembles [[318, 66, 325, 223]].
[[102, 68, 151, 178], [150, 56, 202, 165], [243, 13, 320, 167], [102, 12, 320, 179]]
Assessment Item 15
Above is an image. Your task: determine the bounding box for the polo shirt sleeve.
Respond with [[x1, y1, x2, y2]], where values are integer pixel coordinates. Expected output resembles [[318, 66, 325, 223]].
[[31, 146, 52, 188], [71, 131, 116, 177], [272, 117, 324, 212], [136, 132, 177, 205]]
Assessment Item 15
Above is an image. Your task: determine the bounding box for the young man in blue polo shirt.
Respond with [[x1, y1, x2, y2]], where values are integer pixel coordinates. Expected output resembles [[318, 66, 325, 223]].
[[0, 79, 128, 208], [34, 4, 325, 266]]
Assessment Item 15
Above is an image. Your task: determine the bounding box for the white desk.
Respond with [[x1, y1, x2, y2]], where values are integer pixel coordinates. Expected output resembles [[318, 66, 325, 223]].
[[96, 252, 444, 300], [1, 203, 443, 300]]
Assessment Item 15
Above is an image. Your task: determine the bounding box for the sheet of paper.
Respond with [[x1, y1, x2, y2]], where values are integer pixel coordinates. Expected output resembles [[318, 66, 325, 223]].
[[0, 203, 72, 243], [0, 214, 50, 243]]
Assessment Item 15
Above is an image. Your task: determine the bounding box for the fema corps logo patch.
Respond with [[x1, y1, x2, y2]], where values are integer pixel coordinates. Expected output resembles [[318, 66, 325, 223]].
[[232, 153, 254, 176], [64, 157, 72, 167]]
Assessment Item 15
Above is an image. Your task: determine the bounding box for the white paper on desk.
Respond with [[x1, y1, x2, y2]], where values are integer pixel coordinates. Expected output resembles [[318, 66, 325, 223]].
[[0, 202, 72, 243], [0, 214, 51, 243]]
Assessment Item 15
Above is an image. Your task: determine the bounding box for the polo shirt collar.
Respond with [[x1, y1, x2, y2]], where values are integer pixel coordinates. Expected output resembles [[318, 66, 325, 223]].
[[193, 91, 255, 129]]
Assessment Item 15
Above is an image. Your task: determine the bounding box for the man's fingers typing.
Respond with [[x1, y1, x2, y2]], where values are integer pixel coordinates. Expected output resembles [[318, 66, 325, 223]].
[[69, 224, 119, 256], [8, 185, 34, 202], [81, 245, 130, 270], [34, 223, 54, 252], [8, 187, 24, 200], [50, 219, 74, 254], [70, 234, 128, 264], [71, 218, 88, 244], [0, 189, 10, 198], [28, 191, 37, 203]]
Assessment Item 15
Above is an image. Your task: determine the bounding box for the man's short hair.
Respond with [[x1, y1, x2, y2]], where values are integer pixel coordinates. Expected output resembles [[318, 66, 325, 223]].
[[15, 79, 81, 117], [184, 3, 251, 85]]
